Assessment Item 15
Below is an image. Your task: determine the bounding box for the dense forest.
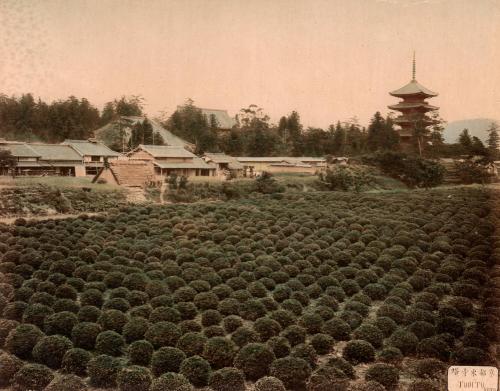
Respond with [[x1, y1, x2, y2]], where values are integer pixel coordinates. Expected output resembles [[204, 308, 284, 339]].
[[0, 93, 498, 159]]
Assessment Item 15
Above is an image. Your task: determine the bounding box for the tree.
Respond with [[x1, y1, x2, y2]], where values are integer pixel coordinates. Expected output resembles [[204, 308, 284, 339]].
[[115, 96, 144, 117], [165, 99, 217, 154], [429, 111, 446, 146], [470, 136, 487, 156], [458, 129, 472, 151], [237, 105, 279, 157], [366, 112, 399, 152], [486, 122, 499, 159], [0, 149, 17, 176]]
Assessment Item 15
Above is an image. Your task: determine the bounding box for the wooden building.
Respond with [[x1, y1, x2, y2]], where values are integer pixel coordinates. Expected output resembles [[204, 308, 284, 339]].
[[0, 139, 86, 176], [202, 153, 244, 178], [236, 156, 326, 176], [62, 139, 121, 175], [128, 144, 216, 178]]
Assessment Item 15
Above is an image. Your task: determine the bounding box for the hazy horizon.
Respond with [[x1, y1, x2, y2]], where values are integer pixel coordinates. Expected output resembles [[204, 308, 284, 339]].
[[1, 0, 499, 128]]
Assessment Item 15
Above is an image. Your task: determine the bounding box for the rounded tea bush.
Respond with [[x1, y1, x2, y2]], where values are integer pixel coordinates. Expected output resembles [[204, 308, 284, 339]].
[[177, 332, 207, 357], [280, 325, 307, 346], [203, 337, 237, 369], [117, 365, 153, 391], [152, 346, 186, 376], [306, 365, 349, 391], [88, 354, 122, 388], [12, 363, 54, 391], [179, 355, 212, 387], [387, 328, 419, 355], [61, 348, 92, 376], [44, 374, 88, 391], [6, 323, 44, 359], [324, 356, 355, 379], [208, 367, 246, 391], [128, 339, 154, 366], [222, 315, 243, 333], [342, 340, 375, 364], [365, 363, 400, 390], [231, 326, 259, 347], [267, 336, 291, 358], [97, 309, 128, 333], [408, 379, 441, 391], [353, 324, 384, 348], [254, 376, 286, 391], [254, 316, 283, 341], [150, 372, 193, 391], [145, 321, 182, 348], [270, 356, 312, 390], [310, 333, 335, 355], [44, 311, 78, 337], [453, 347, 491, 365], [377, 346, 403, 363], [413, 358, 447, 379], [71, 321, 101, 350], [122, 317, 150, 343], [0, 352, 23, 387], [322, 318, 351, 340], [95, 330, 126, 356], [32, 334, 73, 369], [234, 342, 276, 380]]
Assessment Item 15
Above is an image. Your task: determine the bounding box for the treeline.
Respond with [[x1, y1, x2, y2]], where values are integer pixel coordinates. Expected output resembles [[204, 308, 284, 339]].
[[165, 101, 411, 156], [0, 94, 143, 143]]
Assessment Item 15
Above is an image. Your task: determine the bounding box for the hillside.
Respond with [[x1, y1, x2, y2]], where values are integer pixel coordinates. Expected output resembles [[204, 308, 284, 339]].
[[94, 116, 194, 151]]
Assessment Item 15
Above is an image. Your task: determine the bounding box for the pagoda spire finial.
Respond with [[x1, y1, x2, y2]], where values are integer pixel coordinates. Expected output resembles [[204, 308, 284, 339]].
[[412, 51, 416, 81]]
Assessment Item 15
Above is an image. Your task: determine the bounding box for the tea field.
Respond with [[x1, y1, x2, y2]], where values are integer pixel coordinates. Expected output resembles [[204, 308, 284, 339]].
[[0, 188, 498, 391]]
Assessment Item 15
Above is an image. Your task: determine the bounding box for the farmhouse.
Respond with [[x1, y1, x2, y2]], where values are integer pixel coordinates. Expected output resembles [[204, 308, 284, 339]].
[[236, 156, 326, 176], [202, 152, 244, 178], [128, 144, 216, 178], [0, 139, 86, 176], [62, 138, 121, 175]]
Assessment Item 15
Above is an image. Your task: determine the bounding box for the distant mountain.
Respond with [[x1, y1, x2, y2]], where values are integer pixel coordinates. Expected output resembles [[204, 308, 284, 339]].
[[443, 118, 498, 144]]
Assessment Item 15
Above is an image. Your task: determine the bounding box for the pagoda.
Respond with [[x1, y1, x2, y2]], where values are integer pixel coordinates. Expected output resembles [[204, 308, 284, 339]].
[[388, 54, 438, 152]]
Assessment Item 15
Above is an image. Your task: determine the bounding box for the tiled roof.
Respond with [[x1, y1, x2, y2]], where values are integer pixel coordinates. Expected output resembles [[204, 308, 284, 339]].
[[138, 145, 196, 158], [28, 144, 83, 161], [237, 157, 325, 163], [0, 142, 40, 158], [204, 153, 244, 169], [154, 158, 216, 170], [390, 80, 438, 97], [63, 139, 121, 157]]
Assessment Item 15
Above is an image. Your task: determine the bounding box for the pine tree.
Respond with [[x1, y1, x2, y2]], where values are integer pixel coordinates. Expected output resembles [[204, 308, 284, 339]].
[[486, 122, 499, 158], [458, 129, 473, 152]]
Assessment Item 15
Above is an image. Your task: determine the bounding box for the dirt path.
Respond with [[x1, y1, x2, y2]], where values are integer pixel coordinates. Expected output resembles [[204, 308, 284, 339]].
[[0, 212, 102, 225]]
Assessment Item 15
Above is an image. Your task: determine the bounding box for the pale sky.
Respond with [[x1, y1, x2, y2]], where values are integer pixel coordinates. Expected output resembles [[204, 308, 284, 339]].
[[0, 0, 499, 128]]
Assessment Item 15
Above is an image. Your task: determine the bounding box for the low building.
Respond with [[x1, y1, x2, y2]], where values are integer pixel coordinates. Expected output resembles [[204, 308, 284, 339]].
[[92, 160, 156, 187], [128, 144, 216, 178], [202, 153, 244, 178], [236, 156, 326, 176], [0, 139, 85, 176], [62, 139, 121, 175], [28, 144, 86, 176]]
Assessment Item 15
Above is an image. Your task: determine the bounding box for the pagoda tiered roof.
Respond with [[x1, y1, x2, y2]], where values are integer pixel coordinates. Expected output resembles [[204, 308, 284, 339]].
[[390, 80, 438, 98], [388, 102, 439, 111]]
